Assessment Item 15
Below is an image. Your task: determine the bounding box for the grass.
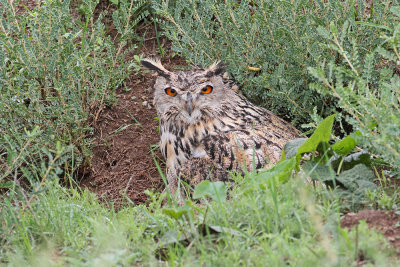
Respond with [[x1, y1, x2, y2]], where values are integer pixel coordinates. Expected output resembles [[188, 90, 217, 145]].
[[1, 174, 398, 266], [1, 0, 400, 266]]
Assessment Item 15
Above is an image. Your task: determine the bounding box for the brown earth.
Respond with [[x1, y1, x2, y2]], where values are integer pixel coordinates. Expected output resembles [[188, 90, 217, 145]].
[[78, 20, 187, 207], [341, 210, 400, 254], [79, 69, 165, 207], [79, 55, 187, 207], [14, 0, 37, 14]]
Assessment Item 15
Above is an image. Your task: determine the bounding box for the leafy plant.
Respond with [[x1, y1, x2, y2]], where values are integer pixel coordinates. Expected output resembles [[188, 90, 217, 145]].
[[308, 6, 400, 171], [152, 0, 393, 128], [0, 0, 142, 191], [285, 115, 378, 210]]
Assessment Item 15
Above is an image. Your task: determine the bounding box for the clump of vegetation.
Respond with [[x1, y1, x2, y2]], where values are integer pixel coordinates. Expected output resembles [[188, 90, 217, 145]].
[[1, 163, 397, 265], [152, 0, 393, 128], [309, 6, 400, 171], [1, 0, 400, 265], [0, 0, 144, 190], [3, 109, 397, 265]]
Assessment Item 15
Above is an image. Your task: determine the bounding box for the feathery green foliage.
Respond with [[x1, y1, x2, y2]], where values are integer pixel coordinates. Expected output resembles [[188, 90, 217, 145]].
[[308, 6, 400, 170], [152, 0, 393, 128], [0, 0, 144, 190]]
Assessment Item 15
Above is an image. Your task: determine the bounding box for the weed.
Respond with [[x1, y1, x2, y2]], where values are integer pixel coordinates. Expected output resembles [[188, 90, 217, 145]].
[[152, 0, 394, 130], [0, 0, 143, 192], [309, 5, 400, 172]]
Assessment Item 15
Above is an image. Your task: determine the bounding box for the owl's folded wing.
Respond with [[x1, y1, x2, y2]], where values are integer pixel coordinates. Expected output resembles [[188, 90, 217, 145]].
[[179, 128, 285, 186]]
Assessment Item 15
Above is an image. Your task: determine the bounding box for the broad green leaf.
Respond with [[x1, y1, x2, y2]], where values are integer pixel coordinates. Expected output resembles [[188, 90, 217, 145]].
[[332, 135, 357, 155], [255, 157, 296, 189], [332, 152, 372, 171], [315, 141, 334, 160], [302, 161, 334, 182], [159, 230, 189, 245], [193, 181, 227, 202], [284, 138, 307, 159], [355, 180, 378, 191], [297, 114, 335, 156], [334, 164, 377, 209], [279, 148, 286, 162], [336, 164, 376, 191], [198, 224, 243, 237], [162, 207, 188, 219]]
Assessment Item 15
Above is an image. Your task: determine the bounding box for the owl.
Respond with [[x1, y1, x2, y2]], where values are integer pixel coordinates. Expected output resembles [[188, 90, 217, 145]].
[[141, 59, 300, 197]]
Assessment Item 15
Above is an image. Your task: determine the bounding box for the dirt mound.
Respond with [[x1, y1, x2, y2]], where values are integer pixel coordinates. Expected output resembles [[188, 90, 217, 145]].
[[341, 210, 400, 254], [80, 72, 164, 206], [79, 21, 187, 206]]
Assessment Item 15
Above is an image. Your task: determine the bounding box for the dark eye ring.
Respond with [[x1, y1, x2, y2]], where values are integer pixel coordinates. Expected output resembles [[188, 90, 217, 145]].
[[165, 87, 177, 96], [201, 85, 213, 95]]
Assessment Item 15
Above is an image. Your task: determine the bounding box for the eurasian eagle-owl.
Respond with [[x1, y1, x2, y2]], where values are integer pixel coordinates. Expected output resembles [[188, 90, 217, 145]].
[[141, 59, 300, 197]]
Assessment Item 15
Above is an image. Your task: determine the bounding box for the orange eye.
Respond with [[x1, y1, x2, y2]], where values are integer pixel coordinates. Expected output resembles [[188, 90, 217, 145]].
[[201, 85, 213, 94], [165, 87, 177, 96]]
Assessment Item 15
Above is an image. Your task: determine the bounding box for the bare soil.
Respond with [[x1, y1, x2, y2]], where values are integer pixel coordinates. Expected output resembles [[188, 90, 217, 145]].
[[79, 21, 187, 207], [341, 210, 400, 254], [79, 70, 164, 206], [14, 0, 37, 14]]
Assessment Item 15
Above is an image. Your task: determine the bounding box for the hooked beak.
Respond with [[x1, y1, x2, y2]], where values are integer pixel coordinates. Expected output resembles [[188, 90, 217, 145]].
[[186, 92, 193, 116]]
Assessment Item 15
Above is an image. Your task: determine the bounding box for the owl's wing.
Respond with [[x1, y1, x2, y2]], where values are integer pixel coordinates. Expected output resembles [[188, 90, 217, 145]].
[[179, 127, 285, 186], [203, 128, 284, 170]]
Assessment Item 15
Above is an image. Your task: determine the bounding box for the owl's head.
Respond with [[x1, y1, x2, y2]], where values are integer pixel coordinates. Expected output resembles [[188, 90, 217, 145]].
[[141, 59, 233, 124]]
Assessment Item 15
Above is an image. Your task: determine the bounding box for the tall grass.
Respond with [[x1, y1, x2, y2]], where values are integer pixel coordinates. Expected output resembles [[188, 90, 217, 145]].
[[0, 0, 146, 262], [1, 175, 397, 265]]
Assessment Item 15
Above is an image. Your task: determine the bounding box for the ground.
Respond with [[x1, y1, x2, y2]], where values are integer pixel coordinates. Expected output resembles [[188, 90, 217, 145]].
[[79, 67, 165, 206], [78, 18, 187, 206], [12, 0, 400, 255], [79, 55, 186, 206], [341, 210, 400, 254]]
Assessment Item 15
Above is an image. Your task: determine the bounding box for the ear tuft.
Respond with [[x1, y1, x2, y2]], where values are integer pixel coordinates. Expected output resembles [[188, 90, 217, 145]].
[[141, 58, 171, 78], [205, 61, 226, 77]]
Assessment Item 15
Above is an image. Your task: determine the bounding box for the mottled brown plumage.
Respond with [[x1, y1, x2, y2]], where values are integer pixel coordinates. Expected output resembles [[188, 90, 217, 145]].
[[141, 59, 300, 196]]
